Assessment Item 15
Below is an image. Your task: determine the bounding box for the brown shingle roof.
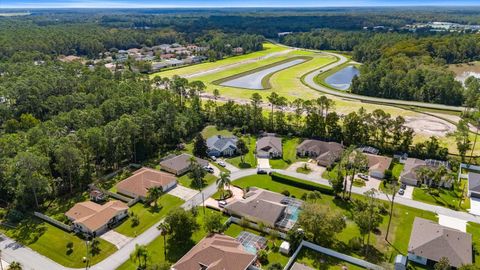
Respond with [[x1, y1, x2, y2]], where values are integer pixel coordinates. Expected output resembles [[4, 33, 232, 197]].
[[408, 218, 472, 268], [172, 234, 255, 270], [65, 200, 128, 232], [115, 167, 176, 198], [160, 153, 208, 173], [296, 140, 344, 166], [365, 153, 392, 174], [224, 188, 286, 227]]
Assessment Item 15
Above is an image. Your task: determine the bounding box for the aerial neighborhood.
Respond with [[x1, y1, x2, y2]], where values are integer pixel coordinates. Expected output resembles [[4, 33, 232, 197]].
[[2, 6, 480, 270]]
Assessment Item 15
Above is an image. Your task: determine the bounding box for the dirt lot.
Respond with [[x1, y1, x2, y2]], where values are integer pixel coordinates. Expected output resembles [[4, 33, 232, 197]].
[[449, 61, 480, 84], [404, 115, 456, 137]]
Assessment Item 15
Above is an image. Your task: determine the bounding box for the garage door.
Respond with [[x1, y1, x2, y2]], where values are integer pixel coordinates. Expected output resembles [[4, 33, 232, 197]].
[[470, 197, 480, 216]]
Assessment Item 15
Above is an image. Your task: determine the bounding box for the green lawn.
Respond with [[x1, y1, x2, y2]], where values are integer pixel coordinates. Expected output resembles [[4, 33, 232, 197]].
[[295, 247, 365, 270], [0, 218, 117, 268], [117, 207, 228, 270], [296, 165, 312, 174], [114, 194, 184, 237], [391, 162, 404, 178], [201, 125, 234, 139], [232, 173, 444, 265], [225, 223, 290, 268], [269, 137, 303, 169], [467, 222, 480, 266], [228, 135, 257, 168], [177, 173, 217, 189], [412, 180, 469, 211]]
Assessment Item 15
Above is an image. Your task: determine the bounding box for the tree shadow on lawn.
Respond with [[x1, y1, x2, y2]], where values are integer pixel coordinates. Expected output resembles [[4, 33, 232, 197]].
[[238, 162, 252, 169], [166, 238, 196, 262], [333, 240, 385, 264], [3, 217, 47, 245]]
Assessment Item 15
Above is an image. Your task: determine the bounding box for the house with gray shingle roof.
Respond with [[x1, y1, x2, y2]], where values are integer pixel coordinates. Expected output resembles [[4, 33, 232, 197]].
[[160, 153, 208, 176], [408, 217, 472, 268], [206, 135, 238, 157], [467, 172, 480, 198]]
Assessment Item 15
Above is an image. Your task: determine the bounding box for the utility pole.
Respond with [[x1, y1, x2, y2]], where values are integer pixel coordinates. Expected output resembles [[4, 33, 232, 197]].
[[385, 178, 398, 242]]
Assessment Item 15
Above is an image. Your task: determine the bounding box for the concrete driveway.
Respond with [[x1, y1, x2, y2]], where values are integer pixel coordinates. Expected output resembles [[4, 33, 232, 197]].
[[100, 230, 133, 249], [168, 185, 199, 201], [286, 161, 325, 178], [470, 197, 480, 216], [257, 158, 271, 169], [1, 258, 9, 269], [222, 159, 240, 172], [210, 162, 221, 177], [399, 186, 414, 199], [439, 214, 467, 232]]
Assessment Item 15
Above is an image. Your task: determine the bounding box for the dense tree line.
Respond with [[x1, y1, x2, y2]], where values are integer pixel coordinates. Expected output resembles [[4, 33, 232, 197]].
[[0, 21, 263, 60]]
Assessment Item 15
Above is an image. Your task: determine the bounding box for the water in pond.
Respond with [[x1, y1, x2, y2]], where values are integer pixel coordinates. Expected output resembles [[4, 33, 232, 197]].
[[325, 65, 360, 91], [220, 59, 306, 90]]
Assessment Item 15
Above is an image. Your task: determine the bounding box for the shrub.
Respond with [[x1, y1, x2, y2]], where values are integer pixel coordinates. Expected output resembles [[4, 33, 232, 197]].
[[270, 172, 333, 195], [429, 189, 440, 197], [268, 263, 283, 270], [6, 209, 24, 223], [281, 190, 291, 196], [348, 237, 363, 251], [130, 213, 140, 227], [257, 249, 269, 264]]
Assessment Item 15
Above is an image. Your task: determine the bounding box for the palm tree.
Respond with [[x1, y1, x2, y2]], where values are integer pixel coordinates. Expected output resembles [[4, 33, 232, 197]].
[[147, 186, 163, 208], [416, 166, 434, 192], [216, 172, 232, 199], [130, 244, 148, 269], [157, 222, 171, 259], [267, 92, 279, 131], [7, 262, 22, 270]]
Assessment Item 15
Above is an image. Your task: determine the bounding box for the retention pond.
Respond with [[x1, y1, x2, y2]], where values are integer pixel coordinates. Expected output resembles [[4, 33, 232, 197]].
[[325, 65, 360, 90], [219, 58, 307, 90]]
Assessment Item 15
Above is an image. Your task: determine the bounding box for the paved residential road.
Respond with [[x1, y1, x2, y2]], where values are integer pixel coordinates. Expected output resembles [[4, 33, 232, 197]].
[[2, 167, 480, 269]]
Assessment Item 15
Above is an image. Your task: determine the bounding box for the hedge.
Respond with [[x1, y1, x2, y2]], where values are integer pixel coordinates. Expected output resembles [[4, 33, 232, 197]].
[[270, 172, 334, 195]]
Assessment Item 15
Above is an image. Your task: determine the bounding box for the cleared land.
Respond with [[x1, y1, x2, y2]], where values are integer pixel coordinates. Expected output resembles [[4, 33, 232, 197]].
[[448, 61, 480, 84], [154, 43, 480, 155]]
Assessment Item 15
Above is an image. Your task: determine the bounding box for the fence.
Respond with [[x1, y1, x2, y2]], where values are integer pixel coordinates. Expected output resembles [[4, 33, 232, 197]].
[[228, 216, 287, 239], [283, 240, 384, 270], [33, 212, 72, 232]]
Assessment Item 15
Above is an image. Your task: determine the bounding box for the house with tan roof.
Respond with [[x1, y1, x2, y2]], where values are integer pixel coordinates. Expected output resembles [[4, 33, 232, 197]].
[[408, 218, 472, 268], [65, 200, 128, 236], [365, 153, 392, 179], [160, 153, 209, 176], [115, 167, 177, 200], [256, 135, 282, 158], [171, 234, 256, 270], [296, 140, 344, 167]]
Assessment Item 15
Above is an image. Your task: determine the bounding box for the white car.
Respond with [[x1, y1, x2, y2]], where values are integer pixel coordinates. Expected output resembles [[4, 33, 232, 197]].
[[210, 156, 217, 161], [358, 174, 369, 181], [218, 200, 227, 208], [217, 160, 226, 167]]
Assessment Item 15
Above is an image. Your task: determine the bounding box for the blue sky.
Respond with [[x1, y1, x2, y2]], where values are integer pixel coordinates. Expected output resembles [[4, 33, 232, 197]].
[[1, 0, 479, 8]]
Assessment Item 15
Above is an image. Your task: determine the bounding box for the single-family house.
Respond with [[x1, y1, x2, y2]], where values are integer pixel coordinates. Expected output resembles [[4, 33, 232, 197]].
[[296, 140, 344, 167], [224, 187, 302, 229], [408, 218, 472, 268], [400, 158, 451, 187], [256, 136, 282, 158], [160, 153, 209, 176], [115, 167, 177, 200], [365, 153, 392, 179], [467, 172, 480, 198], [65, 200, 128, 236], [171, 234, 256, 270], [206, 135, 238, 157], [233, 47, 244, 54]]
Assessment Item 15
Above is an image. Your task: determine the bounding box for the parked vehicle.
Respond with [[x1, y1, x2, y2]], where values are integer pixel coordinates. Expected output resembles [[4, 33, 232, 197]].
[[398, 188, 405, 195], [218, 200, 227, 208], [203, 166, 214, 173], [210, 156, 217, 161], [257, 168, 267, 174], [400, 183, 407, 190], [358, 174, 369, 181], [217, 160, 226, 167]]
